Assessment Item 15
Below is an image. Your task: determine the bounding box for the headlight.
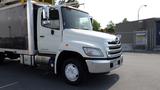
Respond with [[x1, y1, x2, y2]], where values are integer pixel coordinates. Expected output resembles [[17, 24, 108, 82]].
[[83, 47, 104, 57]]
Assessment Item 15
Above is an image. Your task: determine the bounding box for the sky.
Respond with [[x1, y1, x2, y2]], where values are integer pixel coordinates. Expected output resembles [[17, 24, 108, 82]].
[[78, 0, 160, 28], [57, 0, 160, 28]]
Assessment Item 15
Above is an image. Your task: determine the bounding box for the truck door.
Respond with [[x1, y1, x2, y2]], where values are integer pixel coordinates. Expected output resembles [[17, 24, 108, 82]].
[[37, 8, 61, 54]]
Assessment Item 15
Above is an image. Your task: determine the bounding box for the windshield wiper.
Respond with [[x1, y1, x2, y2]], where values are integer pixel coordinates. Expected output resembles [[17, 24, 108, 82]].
[[81, 28, 90, 30], [65, 27, 90, 30]]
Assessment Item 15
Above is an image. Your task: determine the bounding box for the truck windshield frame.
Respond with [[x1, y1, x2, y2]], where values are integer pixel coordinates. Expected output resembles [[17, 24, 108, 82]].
[[61, 7, 92, 30]]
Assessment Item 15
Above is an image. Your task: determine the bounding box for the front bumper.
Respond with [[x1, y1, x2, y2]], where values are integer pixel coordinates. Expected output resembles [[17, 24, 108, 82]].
[[85, 55, 123, 73]]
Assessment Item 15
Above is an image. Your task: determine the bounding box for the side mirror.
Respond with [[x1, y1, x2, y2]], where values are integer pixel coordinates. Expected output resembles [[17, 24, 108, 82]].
[[90, 16, 93, 24], [42, 6, 50, 19], [42, 20, 51, 26]]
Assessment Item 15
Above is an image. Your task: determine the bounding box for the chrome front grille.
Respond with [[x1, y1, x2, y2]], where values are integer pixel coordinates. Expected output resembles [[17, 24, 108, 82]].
[[107, 41, 122, 59]]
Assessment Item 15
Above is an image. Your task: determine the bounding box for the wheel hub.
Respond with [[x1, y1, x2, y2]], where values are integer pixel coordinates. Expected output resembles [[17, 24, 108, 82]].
[[65, 64, 79, 82]]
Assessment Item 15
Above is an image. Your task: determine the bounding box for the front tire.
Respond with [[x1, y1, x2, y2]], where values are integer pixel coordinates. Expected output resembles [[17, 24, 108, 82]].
[[61, 58, 87, 85]]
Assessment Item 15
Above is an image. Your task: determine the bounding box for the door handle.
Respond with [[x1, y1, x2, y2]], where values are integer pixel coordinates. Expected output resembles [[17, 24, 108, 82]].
[[40, 35, 45, 38], [51, 30, 54, 35]]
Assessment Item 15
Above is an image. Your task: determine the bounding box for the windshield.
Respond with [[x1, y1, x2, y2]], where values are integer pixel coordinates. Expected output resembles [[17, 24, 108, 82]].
[[61, 7, 92, 30]]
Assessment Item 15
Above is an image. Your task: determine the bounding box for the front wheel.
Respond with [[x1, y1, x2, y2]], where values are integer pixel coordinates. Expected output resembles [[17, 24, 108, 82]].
[[61, 58, 87, 85]]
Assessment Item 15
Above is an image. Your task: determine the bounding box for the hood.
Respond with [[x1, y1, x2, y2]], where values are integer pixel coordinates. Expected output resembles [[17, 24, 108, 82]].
[[63, 29, 117, 43]]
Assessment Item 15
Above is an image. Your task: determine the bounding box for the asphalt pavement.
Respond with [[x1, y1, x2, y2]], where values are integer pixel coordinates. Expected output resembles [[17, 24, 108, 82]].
[[0, 52, 160, 90]]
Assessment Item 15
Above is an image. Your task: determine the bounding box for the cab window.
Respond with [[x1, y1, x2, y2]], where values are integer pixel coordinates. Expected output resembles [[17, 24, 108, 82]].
[[41, 8, 60, 30]]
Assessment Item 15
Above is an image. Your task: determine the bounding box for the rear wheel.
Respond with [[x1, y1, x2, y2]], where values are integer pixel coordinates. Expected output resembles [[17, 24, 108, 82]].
[[6, 52, 19, 59], [61, 58, 87, 85], [0, 53, 5, 64]]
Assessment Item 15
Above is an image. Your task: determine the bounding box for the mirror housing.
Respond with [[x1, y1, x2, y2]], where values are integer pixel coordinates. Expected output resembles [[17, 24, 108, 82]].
[[42, 20, 51, 26], [42, 6, 50, 19]]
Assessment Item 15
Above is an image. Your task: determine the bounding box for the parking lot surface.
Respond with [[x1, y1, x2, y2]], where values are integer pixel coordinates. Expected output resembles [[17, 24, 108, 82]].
[[0, 52, 160, 90]]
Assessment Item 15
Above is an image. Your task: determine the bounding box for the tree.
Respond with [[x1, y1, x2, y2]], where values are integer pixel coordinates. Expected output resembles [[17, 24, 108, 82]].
[[122, 18, 128, 23], [105, 21, 115, 34], [58, 0, 80, 8], [92, 19, 101, 31]]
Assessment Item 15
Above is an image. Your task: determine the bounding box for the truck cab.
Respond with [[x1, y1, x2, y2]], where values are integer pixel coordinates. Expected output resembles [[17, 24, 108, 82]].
[[36, 4, 123, 84]]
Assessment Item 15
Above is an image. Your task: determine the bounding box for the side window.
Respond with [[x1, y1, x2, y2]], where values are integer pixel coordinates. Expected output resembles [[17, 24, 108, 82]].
[[41, 9, 60, 30]]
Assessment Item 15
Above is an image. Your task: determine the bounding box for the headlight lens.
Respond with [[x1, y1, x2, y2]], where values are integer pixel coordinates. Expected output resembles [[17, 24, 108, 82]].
[[83, 47, 104, 57]]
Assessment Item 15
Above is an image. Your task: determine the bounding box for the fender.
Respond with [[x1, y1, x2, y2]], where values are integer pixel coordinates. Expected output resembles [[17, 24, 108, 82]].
[[54, 40, 100, 74]]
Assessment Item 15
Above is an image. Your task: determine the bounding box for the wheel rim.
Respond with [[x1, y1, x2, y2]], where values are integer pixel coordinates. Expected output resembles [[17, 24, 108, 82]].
[[65, 63, 79, 82]]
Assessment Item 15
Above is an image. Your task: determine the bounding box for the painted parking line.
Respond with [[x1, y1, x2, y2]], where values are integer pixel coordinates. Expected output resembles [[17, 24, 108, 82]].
[[0, 82, 18, 89]]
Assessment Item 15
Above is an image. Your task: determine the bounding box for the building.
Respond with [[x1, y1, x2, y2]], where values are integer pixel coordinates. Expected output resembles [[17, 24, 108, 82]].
[[116, 18, 160, 51]]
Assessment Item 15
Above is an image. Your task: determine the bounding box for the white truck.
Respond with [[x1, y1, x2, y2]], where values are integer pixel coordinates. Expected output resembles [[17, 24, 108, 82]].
[[0, 0, 123, 84]]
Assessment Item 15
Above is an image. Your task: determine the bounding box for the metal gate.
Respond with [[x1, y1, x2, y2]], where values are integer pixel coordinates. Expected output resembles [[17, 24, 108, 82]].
[[156, 21, 160, 46]]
